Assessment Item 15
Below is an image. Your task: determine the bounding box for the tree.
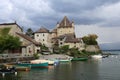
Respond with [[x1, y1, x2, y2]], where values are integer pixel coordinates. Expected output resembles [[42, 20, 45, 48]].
[[0, 35, 21, 53], [59, 45, 69, 54], [82, 34, 98, 45], [26, 28, 34, 38], [69, 48, 80, 57]]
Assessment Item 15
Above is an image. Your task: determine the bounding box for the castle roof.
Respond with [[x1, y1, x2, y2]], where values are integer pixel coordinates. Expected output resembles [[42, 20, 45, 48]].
[[16, 32, 40, 46], [51, 29, 57, 33], [0, 22, 23, 31], [56, 33, 81, 43], [35, 27, 49, 33], [58, 16, 73, 28]]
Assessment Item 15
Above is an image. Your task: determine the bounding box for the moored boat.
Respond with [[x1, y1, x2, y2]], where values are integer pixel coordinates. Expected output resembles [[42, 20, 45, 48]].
[[4, 64, 30, 71], [0, 65, 17, 77], [30, 59, 55, 65], [17, 62, 48, 68], [91, 54, 102, 59], [58, 58, 72, 62], [72, 57, 88, 61]]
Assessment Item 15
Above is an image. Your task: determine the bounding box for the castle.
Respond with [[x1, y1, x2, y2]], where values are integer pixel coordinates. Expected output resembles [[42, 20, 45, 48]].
[[0, 16, 85, 55], [34, 16, 85, 52]]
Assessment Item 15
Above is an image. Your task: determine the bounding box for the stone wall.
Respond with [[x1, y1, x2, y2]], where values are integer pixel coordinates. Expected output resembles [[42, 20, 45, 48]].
[[85, 45, 101, 53]]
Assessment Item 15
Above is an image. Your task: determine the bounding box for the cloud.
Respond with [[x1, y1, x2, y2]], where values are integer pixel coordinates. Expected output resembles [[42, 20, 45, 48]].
[[0, 0, 120, 44], [75, 24, 120, 43], [0, 0, 56, 29], [80, 1, 120, 27]]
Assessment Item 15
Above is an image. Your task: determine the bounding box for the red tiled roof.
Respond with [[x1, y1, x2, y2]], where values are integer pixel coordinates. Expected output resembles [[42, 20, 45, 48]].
[[35, 27, 49, 33], [16, 32, 40, 46]]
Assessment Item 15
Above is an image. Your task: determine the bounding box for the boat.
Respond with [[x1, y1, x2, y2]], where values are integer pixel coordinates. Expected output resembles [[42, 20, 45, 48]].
[[17, 62, 48, 68], [0, 65, 17, 77], [91, 54, 102, 59], [4, 64, 30, 71], [15, 66, 30, 71], [72, 57, 88, 61], [30, 59, 55, 65], [57, 58, 72, 62]]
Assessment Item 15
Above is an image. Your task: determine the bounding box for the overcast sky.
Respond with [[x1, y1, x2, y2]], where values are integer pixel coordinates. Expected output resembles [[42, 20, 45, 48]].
[[0, 0, 120, 44]]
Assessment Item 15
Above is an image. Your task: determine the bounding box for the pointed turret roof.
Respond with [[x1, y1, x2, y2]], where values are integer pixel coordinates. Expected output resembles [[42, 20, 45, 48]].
[[35, 27, 49, 33], [58, 16, 72, 28]]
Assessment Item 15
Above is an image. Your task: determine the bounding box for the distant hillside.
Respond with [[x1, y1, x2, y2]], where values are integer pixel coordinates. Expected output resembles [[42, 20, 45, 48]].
[[99, 42, 120, 50]]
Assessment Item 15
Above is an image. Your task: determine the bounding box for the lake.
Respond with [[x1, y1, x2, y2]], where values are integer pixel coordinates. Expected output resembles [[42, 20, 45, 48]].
[[1, 51, 120, 80]]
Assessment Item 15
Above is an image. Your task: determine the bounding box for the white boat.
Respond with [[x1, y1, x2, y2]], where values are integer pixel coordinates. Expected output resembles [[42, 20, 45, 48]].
[[30, 59, 55, 65], [91, 54, 102, 59]]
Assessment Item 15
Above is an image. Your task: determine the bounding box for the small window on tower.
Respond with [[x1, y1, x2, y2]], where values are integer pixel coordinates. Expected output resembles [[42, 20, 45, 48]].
[[43, 39, 44, 41], [43, 34, 44, 36]]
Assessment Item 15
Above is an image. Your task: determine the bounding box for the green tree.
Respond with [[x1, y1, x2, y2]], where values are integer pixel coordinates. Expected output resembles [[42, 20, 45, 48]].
[[82, 34, 98, 45], [26, 28, 34, 38], [59, 45, 69, 54], [0, 35, 21, 53], [69, 48, 80, 57]]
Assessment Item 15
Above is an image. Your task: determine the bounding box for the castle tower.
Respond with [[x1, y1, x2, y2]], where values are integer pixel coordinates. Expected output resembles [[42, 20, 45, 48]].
[[56, 16, 75, 36]]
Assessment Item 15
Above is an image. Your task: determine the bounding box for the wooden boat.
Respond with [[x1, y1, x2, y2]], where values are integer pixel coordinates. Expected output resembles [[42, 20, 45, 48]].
[[15, 66, 30, 71], [17, 62, 48, 68], [72, 57, 88, 61], [4, 64, 30, 71]]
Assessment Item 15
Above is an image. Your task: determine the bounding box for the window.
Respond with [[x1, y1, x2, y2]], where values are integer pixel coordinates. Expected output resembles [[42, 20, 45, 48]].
[[37, 34, 39, 37], [43, 39, 44, 41], [60, 42, 63, 45], [43, 34, 44, 36]]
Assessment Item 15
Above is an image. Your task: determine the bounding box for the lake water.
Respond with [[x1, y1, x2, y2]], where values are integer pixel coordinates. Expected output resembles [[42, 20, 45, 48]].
[[1, 51, 120, 80]]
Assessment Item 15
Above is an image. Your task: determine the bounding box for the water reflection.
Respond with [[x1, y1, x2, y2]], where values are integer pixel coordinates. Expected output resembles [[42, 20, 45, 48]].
[[1, 53, 120, 80]]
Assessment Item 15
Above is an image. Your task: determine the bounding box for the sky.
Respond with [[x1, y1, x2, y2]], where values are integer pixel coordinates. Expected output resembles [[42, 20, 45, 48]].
[[0, 0, 120, 44]]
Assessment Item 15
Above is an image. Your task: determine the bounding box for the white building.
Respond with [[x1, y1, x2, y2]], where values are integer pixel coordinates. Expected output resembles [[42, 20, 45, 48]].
[[34, 27, 52, 48]]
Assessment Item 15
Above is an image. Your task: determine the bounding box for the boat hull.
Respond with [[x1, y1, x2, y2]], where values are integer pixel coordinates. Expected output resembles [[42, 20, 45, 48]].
[[17, 62, 48, 68], [30, 59, 55, 65], [72, 58, 88, 61]]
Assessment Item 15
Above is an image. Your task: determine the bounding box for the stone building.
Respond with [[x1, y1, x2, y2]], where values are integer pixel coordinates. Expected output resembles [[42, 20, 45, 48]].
[[52, 16, 84, 50], [0, 22, 40, 55], [34, 27, 51, 48], [34, 16, 85, 51], [0, 22, 23, 36]]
